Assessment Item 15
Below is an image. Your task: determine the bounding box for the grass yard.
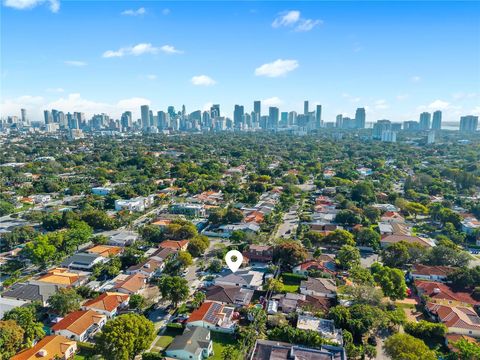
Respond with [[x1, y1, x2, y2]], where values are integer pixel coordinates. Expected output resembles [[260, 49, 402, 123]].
[[210, 332, 239, 360], [282, 284, 299, 293], [155, 334, 174, 349]]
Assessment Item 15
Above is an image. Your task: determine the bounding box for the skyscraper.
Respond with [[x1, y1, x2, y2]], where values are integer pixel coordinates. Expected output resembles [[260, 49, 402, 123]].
[[459, 115, 479, 132], [254, 101, 261, 116], [419, 112, 431, 130], [304, 100, 309, 115], [335, 114, 343, 128], [269, 107, 279, 129], [21, 108, 27, 124], [121, 111, 132, 130], [280, 112, 288, 127], [210, 104, 220, 118], [432, 110, 442, 130], [44, 110, 52, 124], [355, 108, 366, 129], [141, 105, 150, 129], [157, 111, 167, 130], [315, 105, 322, 129], [233, 105, 244, 129]]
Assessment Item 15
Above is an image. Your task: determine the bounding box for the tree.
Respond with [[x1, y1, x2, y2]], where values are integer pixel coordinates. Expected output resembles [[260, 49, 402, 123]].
[[0, 320, 24, 359], [404, 320, 447, 340], [335, 210, 362, 226], [95, 314, 155, 360], [158, 276, 190, 307], [208, 258, 223, 273], [140, 225, 163, 243], [423, 245, 471, 267], [336, 245, 361, 270], [273, 241, 307, 270], [405, 202, 428, 219], [384, 333, 436, 360], [187, 235, 210, 257], [446, 266, 480, 290], [371, 263, 407, 300], [129, 294, 146, 310], [48, 288, 81, 316], [191, 291, 206, 309], [21, 235, 56, 268], [323, 229, 355, 247], [338, 284, 383, 306], [351, 182, 376, 204], [381, 241, 410, 268], [224, 208, 244, 224], [452, 339, 480, 360], [356, 228, 381, 250], [221, 345, 239, 360], [3, 305, 45, 346], [364, 206, 381, 224], [0, 200, 15, 216], [177, 251, 193, 268], [265, 278, 284, 293]]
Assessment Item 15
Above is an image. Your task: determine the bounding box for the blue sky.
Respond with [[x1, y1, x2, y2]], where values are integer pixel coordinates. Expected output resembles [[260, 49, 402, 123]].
[[1, 0, 479, 123]]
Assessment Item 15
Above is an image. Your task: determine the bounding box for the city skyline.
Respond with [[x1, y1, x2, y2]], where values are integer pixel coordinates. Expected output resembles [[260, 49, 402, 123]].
[[1, 1, 479, 122]]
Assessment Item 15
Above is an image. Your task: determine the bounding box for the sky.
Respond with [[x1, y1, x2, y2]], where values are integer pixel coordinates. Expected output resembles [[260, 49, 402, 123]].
[[1, 0, 479, 123]]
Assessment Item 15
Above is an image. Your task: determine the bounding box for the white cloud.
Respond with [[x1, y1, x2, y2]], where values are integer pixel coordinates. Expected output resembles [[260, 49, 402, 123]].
[[410, 75, 421, 83], [427, 99, 450, 110], [4, 0, 59, 12], [272, 10, 321, 32], [295, 19, 322, 32], [160, 45, 183, 54], [262, 97, 283, 107], [46, 87, 65, 93], [272, 10, 300, 28], [191, 75, 216, 86], [162, 8, 170, 15], [121, 7, 146, 16], [0, 95, 45, 117], [255, 59, 299, 78], [146, 74, 157, 80], [103, 43, 182, 58], [64, 60, 87, 67], [374, 99, 389, 110]]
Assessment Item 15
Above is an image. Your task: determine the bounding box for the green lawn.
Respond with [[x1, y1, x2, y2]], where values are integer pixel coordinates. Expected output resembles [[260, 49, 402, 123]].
[[210, 332, 239, 360], [282, 284, 299, 293], [74, 356, 87, 360], [155, 334, 174, 349]]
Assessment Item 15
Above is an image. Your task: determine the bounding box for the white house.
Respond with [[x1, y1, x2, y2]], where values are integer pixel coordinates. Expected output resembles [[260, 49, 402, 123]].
[[82, 292, 130, 318], [51, 310, 106, 342]]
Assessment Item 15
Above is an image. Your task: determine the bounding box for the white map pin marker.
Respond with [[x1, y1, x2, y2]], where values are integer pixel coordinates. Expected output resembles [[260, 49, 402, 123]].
[[225, 250, 243, 273]]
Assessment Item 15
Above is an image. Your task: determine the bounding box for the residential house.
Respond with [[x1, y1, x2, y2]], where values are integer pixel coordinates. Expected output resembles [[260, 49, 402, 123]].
[[426, 303, 480, 338], [126, 256, 165, 278], [85, 245, 123, 257], [218, 223, 261, 236], [51, 310, 106, 342], [205, 285, 254, 306], [2, 281, 60, 306], [61, 253, 107, 271], [104, 230, 139, 247], [250, 339, 347, 360], [409, 264, 456, 282], [11, 335, 77, 360], [112, 273, 148, 295], [380, 211, 405, 223], [36, 268, 87, 288], [415, 281, 479, 308], [159, 239, 189, 251], [300, 277, 337, 298], [462, 217, 480, 235], [380, 234, 435, 248], [243, 245, 273, 263], [82, 292, 130, 318], [170, 203, 206, 217], [293, 257, 336, 276], [296, 315, 343, 344], [214, 270, 264, 290], [91, 187, 112, 196], [164, 327, 213, 360], [186, 301, 237, 333], [0, 297, 28, 318]]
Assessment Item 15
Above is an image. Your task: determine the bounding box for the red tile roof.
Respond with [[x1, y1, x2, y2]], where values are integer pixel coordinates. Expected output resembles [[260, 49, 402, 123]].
[[415, 281, 479, 306], [83, 292, 129, 312], [427, 302, 480, 332], [51, 310, 105, 335], [411, 264, 456, 277]]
